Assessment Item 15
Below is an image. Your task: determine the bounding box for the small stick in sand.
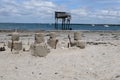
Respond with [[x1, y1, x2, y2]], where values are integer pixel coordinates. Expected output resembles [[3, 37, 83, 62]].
[[68, 34, 78, 48], [55, 39, 58, 49], [68, 34, 72, 47], [11, 39, 14, 52]]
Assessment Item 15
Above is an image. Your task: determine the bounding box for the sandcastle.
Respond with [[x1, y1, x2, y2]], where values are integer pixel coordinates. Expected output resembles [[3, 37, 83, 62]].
[[47, 32, 58, 49], [68, 32, 86, 49], [74, 32, 81, 40], [35, 33, 44, 44], [31, 33, 50, 57], [8, 32, 22, 53]]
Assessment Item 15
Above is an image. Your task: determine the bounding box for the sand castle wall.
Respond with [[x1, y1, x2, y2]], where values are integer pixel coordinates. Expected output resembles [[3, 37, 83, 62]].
[[49, 32, 56, 39], [74, 32, 81, 40], [31, 43, 50, 57], [47, 32, 58, 49], [31, 33, 50, 57], [35, 33, 45, 44], [74, 40, 86, 49], [8, 41, 22, 50], [8, 32, 22, 52], [69, 32, 86, 49], [11, 32, 19, 41]]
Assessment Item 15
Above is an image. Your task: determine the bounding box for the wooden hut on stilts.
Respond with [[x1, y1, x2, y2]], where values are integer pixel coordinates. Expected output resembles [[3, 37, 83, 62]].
[[55, 11, 71, 30]]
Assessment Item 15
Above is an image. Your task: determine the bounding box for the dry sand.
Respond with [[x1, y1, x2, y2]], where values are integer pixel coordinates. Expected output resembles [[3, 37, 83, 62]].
[[0, 31, 120, 80]]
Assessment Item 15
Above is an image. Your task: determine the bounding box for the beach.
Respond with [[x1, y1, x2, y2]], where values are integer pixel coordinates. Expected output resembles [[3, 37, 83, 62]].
[[0, 30, 120, 80]]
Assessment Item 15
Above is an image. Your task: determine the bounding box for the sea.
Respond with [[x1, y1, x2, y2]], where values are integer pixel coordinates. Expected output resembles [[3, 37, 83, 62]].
[[0, 23, 120, 31]]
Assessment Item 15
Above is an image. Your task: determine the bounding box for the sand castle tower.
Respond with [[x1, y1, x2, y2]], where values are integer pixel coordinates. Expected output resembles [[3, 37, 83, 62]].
[[68, 32, 86, 49], [74, 32, 81, 40], [35, 33, 44, 44], [8, 32, 22, 53], [31, 33, 50, 57], [47, 32, 58, 49]]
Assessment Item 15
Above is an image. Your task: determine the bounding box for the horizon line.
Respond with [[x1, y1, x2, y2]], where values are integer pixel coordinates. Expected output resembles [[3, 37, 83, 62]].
[[0, 22, 120, 25]]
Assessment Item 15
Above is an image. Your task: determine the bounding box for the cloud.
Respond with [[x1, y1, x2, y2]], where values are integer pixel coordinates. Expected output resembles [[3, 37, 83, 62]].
[[95, 0, 120, 3], [0, 0, 59, 17], [0, 0, 120, 23], [70, 7, 120, 18], [93, 9, 120, 19], [69, 7, 120, 23], [71, 8, 88, 17]]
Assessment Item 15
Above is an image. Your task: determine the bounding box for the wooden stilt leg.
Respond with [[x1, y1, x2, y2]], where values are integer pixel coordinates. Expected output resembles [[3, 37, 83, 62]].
[[62, 19, 63, 30], [55, 18, 58, 29]]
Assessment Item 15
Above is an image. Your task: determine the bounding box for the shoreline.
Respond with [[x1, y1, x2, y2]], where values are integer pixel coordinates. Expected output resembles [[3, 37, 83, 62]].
[[0, 29, 120, 33]]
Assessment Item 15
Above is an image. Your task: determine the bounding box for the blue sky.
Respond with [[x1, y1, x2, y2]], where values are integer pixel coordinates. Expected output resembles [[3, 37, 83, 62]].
[[0, 0, 120, 24]]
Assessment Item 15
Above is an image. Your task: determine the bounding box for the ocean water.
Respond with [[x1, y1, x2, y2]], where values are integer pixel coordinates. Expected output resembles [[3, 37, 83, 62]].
[[0, 23, 120, 31]]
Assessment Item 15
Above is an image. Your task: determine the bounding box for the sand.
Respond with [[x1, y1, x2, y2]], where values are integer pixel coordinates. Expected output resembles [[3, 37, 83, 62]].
[[0, 31, 120, 80]]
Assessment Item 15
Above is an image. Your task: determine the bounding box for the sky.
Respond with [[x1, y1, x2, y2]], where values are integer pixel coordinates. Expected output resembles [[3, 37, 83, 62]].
[[0, 0, 120, 24]]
